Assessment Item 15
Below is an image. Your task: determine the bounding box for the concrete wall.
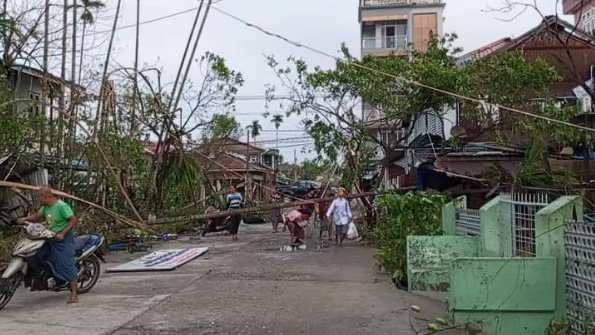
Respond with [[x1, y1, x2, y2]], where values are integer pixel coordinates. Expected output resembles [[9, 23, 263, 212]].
[[407, 195, 584, 334], [449, 257, 557, 335], [535, 196, 583, 318], [407, 235, 480, 292], [479, 196, 513, 257]]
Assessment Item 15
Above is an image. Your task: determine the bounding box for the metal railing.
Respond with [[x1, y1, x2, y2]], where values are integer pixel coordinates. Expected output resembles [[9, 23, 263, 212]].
[[455, 209, 481, 236], [362, 0, 441, 6], [565, 220, 595, 335], [362, 36, 408, 52], [500, 193, 549, 257]]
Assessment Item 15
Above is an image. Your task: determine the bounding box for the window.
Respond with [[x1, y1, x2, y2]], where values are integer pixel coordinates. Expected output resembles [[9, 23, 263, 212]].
[[362, 23, 376, 50], [381, 21, 407, 49], [29, 92, 42, 115], [582, 8, 595, 35]]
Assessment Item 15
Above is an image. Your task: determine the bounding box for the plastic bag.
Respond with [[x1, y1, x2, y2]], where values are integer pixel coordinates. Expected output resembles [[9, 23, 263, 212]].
[[347, 222, 359, 240]]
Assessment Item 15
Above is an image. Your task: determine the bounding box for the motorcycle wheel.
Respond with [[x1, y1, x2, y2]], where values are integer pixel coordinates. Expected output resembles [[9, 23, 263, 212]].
[[77, 255, 100, 294], [0, 272, 23, 310]]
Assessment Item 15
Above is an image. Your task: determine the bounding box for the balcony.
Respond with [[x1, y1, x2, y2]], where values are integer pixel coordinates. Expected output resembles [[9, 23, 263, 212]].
[[362, 36, 408, 54], [362, 0, 442, 7]]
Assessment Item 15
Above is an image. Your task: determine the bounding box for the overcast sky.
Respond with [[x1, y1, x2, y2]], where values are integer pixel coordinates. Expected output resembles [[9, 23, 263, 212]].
[[98, 0, 572, 162]]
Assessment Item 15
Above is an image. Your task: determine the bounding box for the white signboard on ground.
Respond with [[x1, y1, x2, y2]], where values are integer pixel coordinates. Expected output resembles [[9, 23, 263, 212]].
[[107, 247, 209, 272]]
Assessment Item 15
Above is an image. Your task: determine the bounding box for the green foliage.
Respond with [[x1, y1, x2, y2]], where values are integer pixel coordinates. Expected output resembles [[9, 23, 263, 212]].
[[271, 114, 283, 130], [203, 114, 241, 140], [297, 160, 329, 181], [246, 120, 262, 140], [545, 318, 570, 335], [0, 230, 18, 264], [267, 35, 467, 189], [372, 192, 448, 284]]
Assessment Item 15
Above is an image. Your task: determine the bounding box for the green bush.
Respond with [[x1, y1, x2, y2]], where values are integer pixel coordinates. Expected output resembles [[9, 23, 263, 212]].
[[372, 192, 447, 287], [0, 230, 19, 265]]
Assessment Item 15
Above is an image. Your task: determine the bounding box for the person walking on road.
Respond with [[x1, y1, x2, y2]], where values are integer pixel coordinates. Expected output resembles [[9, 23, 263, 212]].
[[271, 192, 283, 233], [316, 180, 333, 241], [326, 187, 352, 247], [226, 186, 243, 241]]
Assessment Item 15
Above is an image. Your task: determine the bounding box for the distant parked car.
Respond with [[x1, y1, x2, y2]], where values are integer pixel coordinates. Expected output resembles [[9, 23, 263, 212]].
[[289, 180, 321, 199]]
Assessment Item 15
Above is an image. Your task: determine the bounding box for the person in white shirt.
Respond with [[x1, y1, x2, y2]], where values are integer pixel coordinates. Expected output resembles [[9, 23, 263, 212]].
[[326, 187, 352, 247]]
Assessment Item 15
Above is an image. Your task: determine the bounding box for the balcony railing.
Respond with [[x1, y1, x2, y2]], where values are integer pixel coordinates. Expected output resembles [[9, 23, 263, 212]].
[[362, 0, 441, 7], [362, 36, 408, 52]]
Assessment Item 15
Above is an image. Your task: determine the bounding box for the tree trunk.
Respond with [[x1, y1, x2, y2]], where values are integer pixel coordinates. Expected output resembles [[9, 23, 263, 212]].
[[58, 0, 68, 188], [77, 21, 86, 85], [41, 0, 50, 163], [65, 0, 77, 193]]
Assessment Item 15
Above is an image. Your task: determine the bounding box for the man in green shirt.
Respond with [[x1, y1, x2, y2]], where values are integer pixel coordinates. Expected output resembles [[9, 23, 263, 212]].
[[17, 187, 79, 303]]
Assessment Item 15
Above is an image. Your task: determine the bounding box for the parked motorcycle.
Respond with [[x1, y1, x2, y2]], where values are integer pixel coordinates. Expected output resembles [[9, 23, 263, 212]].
[[0, 222, 106, 310], [201, 214, 231, 237]]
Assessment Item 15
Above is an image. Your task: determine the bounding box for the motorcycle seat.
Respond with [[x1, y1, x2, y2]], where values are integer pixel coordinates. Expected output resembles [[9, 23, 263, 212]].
[[74, 235, 91, 251], [74, 234, 102, 253]]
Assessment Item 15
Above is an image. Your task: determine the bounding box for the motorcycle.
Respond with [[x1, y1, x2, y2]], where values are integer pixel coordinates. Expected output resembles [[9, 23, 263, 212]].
[[201, 213, 231, 237], [0, 222, 106, 310]]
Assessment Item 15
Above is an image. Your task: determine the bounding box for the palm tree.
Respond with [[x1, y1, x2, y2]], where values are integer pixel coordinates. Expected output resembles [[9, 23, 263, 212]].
[[271, 114, 283, 151], [74, 0, 106, 84], [246, 120, 262, 143]]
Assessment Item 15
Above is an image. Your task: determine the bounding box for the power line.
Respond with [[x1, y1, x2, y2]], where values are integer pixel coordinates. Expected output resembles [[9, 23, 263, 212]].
[[86, 0, 224, 37], [271, 143, 313, 149], [211, 6, 595, 134], [251, 136, 312, 144]]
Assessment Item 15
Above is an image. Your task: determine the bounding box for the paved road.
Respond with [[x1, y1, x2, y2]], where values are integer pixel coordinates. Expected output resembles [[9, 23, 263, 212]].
[[0, 224, 458, 335]]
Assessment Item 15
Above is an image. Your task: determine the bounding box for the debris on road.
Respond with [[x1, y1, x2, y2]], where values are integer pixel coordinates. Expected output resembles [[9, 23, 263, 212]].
[[106, 247, 208, 272]]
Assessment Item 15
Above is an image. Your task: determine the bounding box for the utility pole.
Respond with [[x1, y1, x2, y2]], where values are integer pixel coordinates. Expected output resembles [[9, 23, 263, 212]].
[[131, 0, 140, 135], [293, 149, 297, 181], [245, 132, 250, 202], [70, 0, 77, 153], [58, 0, 68, 176]]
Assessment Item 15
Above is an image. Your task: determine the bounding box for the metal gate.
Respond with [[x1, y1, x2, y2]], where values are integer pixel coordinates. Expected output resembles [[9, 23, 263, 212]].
[[501, 193, 549, 257], [565, 221, 595, 335], [455, 209, 481, 236]]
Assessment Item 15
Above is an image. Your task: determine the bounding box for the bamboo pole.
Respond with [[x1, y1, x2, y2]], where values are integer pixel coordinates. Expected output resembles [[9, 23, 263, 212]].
[[116, 191, 384, 228], [0, 181, 142, 228]]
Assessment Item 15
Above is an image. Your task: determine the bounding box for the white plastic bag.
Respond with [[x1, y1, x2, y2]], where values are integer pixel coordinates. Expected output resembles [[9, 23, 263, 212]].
[[347, 222, 359, 240]]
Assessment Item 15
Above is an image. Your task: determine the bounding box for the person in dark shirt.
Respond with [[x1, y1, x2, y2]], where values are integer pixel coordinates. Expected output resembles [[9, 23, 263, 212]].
[[271, 192, 283, 233], [317, 181, 333, 241]]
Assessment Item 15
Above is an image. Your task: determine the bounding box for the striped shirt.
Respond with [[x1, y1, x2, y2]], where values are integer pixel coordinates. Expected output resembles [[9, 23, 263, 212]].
[[226, 192, 243, 209]]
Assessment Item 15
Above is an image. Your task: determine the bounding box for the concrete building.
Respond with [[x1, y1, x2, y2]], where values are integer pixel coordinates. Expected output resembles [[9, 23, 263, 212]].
[[359, 0, 446, 56], [358, 0, 453, 189], [563, 0, 595, 34]]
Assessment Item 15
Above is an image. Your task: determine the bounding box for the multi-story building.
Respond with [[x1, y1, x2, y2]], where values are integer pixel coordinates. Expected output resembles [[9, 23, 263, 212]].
[[563, 0, 595, 34], [359, 0, 446, 57], [358, 0, 450, 188]]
